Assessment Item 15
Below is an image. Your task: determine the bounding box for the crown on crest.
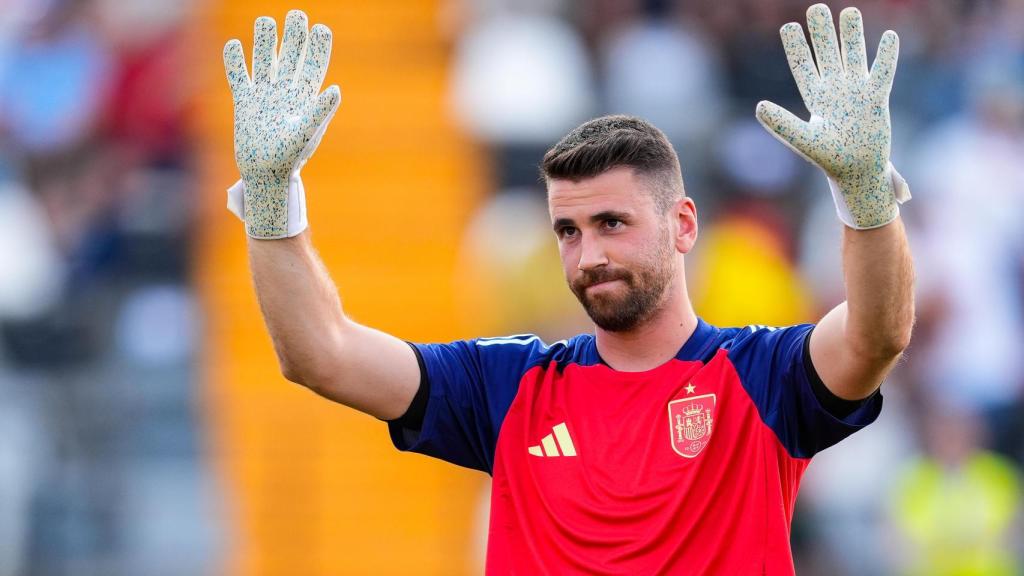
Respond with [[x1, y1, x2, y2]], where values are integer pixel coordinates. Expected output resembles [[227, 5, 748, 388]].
[[683, 403, 704, 417]]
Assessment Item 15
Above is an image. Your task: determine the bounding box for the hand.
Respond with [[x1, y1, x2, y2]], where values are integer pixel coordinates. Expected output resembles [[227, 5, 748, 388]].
[[756, 4, 910, 230], [223, 10, 340, 239]]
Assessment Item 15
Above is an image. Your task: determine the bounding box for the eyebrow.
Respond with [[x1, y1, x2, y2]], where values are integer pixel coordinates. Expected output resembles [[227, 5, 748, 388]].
[[552, 210, 633, 231]]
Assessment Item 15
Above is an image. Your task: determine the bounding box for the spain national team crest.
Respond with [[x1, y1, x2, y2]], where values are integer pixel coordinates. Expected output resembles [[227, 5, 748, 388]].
[[667, 394, 716, 458]]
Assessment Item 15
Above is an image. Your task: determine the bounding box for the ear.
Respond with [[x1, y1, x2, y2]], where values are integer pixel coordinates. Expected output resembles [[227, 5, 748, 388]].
[[672, 197, 698, 254]]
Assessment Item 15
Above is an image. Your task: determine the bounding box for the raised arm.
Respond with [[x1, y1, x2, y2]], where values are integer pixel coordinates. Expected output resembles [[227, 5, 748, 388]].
[[225, 11, 419, 419], [248, 234, 420, 419], [756, 4, 914, 400]]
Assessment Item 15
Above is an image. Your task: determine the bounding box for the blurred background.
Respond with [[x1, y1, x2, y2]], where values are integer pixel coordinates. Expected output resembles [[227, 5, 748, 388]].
[[0, 0, 1021, 574]]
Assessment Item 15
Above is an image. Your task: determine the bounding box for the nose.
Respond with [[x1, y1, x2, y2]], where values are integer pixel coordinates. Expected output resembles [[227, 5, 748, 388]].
[[577, 233, 608, 271]]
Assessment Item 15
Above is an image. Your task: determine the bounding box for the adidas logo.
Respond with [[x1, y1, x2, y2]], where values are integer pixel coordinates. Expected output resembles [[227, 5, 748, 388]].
[[528, 422, 577, 457]]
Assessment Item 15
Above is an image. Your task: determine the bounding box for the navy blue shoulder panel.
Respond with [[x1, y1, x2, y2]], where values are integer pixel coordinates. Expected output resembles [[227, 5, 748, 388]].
[[720, 324, 883, 459], [389, 333, 590, 474]]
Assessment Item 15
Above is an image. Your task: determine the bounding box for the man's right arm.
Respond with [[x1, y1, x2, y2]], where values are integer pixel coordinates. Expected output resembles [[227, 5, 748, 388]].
[[248, 231, 421, 421], [225, 11, 420, 421]]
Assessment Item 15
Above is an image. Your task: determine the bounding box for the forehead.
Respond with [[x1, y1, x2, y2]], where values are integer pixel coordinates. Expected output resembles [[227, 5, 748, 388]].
[[547, 166, 654, 219]]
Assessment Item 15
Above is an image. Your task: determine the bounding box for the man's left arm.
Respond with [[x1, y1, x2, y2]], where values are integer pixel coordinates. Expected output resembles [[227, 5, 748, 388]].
[[754, 4, 915, 401], [810, 219, 914, 400]]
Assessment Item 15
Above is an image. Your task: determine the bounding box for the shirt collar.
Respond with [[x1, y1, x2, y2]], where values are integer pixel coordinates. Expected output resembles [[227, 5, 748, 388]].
[[586, 317, 717, 367]]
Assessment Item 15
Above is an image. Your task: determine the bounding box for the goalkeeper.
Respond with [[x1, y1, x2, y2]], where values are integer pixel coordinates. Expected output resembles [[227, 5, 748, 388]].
[[224, 5, 913, 573]]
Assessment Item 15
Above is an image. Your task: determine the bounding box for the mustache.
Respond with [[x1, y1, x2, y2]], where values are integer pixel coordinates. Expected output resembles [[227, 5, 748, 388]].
[[574, 269, 632, 290]]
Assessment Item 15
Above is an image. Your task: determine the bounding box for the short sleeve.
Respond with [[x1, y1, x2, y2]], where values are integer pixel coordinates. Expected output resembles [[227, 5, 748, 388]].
[[388, 335, 552, 474], [724, 324, 883, 459]]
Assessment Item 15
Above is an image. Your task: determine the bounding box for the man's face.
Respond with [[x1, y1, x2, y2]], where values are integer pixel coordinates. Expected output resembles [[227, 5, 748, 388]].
[[547, 167, 680, 332]]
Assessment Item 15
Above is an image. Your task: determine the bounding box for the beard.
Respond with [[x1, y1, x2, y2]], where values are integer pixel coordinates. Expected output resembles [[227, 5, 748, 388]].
[[569, 233, 674, 333]]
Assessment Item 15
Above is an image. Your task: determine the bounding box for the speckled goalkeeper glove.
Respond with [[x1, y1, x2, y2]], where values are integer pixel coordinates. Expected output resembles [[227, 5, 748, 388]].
[[223, 10, 340, 239], [755, 4, 910, 230]]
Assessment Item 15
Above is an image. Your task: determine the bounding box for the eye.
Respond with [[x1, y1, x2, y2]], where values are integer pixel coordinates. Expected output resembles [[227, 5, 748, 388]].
[[558, 226, 578, 239], [604, 219, 623, 230]]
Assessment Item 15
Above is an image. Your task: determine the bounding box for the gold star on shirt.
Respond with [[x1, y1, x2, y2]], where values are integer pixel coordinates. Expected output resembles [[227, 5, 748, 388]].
[[685, 383, 696, 394]]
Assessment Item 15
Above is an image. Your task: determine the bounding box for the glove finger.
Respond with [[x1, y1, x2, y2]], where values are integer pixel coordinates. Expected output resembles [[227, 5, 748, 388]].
[[869, 30, 899, 96], [806, 4, 843, 79], [839, 7, 868, 78], [305, 85, 341, 135], [277, 10, 309, 86], [297, 24, 332, 100], [223, 39, 250, 97], [755, 100, 817, 163], [252, 16, 277, 84], [780, 22, 819, 111], [299, 85, 341, 160]]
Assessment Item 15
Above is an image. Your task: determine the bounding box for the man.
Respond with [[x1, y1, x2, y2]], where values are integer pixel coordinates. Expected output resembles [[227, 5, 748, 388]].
[[223, 4, 913, 574]]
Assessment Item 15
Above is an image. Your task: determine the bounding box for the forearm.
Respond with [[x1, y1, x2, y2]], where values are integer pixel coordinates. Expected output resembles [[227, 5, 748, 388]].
[[248, 230, 349, 383], [840, 216, 914, 358]]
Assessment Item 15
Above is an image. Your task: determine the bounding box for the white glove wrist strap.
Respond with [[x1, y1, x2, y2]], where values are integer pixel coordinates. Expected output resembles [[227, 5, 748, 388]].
[[226, 173, 308, 239]]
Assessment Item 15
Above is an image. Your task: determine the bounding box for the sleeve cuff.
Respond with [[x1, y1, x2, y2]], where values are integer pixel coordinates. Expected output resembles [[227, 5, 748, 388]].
[[385, 341, 430, 431], [803, 328, 877, 419]]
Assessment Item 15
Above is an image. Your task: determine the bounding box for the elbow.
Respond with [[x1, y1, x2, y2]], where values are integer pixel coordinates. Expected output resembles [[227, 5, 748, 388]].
[[853, 324, 913, 362], [280, 356, 356, 409], [886, 311, 916, 358], [275, 327, 351, 397], [850, 300, 915, 361], [893, 324, 914, 356], [280, 360, 308, 387], [278, 354, 333, 393], [280, 358, 327, 389], [879, 332, 911, 361]]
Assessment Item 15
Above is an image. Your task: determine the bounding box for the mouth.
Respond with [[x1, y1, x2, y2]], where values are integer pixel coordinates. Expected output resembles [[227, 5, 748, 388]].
[[586, 279, 621, 291]]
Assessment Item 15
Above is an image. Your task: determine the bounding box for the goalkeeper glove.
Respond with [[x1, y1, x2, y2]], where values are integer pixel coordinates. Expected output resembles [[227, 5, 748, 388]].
[[755, 3, 910, 230], [223, 9, 340, 239]]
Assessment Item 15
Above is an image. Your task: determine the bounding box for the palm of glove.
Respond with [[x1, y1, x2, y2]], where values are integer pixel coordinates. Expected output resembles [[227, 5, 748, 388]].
[[224, 10, 340, 238], [233, 73, 316, 177], [756, 4, 902, 229], [792, 56, 890, 182]]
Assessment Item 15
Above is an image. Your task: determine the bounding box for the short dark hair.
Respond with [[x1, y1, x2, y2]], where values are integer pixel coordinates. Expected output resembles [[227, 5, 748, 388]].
[[540, 115, 685, 213]]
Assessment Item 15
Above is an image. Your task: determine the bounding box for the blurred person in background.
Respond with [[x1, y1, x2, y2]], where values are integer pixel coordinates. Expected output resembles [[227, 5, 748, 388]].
[[0, 2, 116, 573], [909, 52, 1024, 464], [0, 0, 112, 257], [224, 4, 912, 573], [889, 403, 1022, 576], [447, 0, 595, 189], [0, 0, 218, 573], [887, 0, 967, 132], [598, 0, 726, 199], [455, 188, 591, 340], [690, 118, 812, 328]]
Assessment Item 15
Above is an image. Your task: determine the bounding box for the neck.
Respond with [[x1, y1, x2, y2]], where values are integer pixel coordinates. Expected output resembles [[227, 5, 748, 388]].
[[594, 278, 698, 372]]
